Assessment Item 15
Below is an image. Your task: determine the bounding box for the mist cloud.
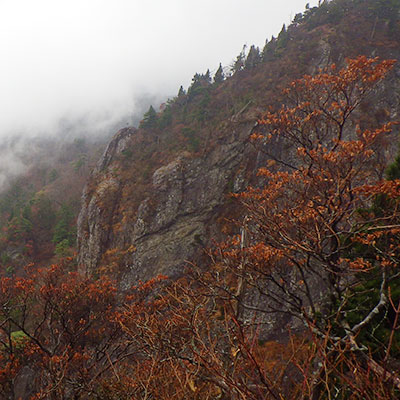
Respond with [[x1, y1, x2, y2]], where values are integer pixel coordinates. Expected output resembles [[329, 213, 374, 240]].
[[0, 0, 317, 137]]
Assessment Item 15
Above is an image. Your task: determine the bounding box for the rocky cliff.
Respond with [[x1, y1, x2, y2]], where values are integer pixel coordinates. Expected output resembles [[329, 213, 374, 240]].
[[77, 122, 260, 287]]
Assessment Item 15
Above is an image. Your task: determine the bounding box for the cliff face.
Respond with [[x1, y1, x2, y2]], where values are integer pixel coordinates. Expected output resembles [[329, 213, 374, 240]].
[[77, 1, 400, 289], [77, 123, 258, 286], [77, 128, 133, 277]]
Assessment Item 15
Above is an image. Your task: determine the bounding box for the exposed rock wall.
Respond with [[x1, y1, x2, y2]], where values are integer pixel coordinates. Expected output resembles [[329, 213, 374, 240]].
[[77, 124, 257, 287], [77, 128, 133, 276]]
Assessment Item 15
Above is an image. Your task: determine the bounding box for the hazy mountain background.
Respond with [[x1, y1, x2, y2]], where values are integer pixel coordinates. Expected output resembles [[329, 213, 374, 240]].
[[0, 0, 317, 136]]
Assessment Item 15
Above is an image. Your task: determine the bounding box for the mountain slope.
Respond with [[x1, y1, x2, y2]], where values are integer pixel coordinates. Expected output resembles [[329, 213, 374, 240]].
[[77, 0, 400, 287]]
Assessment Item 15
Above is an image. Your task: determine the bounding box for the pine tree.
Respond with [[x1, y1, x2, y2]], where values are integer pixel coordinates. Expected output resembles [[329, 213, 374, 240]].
[[231, 44, 246, 74], [187, 71, 211, 99], [276, 24, 288, 49], [262, 36, 276, 62], [213, 63, 225, 84], [178, 85, 186, 97], [293, 12, 303, 24], [140, 105, 158, 129], [245, 45, 261, 69], [204, 69, 211, 84], [187, 73, 203, 98]]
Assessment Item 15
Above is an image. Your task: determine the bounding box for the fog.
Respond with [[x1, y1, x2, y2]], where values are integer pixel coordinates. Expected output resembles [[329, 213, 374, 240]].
[[0, 0, 319, 139]]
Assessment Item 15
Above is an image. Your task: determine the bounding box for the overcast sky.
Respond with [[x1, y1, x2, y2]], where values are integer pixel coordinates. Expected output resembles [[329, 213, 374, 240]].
[[0, 0, 318, 137]]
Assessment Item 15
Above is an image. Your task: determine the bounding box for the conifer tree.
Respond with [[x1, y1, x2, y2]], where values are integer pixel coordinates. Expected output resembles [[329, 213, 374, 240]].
[[213, 63, 225, 84], [140, 105, 158, 129], [262, 36, 276, 62], [293, 12, 303, 24], [177, 85, 186, 97], [245, 45, 261, 69], [231, 44, 246, 74], [187, 71, 211, 99], [204, 69, 211, 84], [276, 24, 288, 49], [187, 73, 203, 98]]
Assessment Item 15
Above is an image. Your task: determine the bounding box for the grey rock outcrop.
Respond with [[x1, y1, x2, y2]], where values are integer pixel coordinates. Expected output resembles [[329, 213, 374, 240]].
[[77, 128, 133, 275], [77, 124, 256, 287]]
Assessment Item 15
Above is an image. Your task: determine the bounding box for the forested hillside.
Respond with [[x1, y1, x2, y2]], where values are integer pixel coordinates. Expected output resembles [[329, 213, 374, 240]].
[[1, 0, 400, 398], [0, 136, 107, 272], [79, 0, 400, 286]]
